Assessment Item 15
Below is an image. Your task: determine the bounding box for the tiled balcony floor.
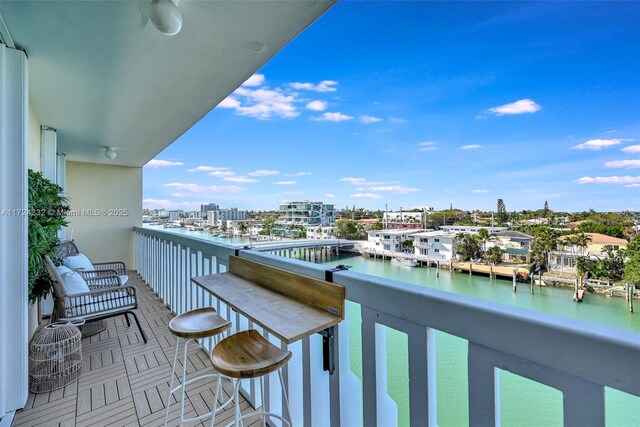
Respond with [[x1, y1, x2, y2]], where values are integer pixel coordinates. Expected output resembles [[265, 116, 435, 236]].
[[13, 273, 260, 427]]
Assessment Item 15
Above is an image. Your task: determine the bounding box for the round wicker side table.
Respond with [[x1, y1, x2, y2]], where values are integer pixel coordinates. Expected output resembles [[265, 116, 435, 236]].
[[29, 321, 83, 393]]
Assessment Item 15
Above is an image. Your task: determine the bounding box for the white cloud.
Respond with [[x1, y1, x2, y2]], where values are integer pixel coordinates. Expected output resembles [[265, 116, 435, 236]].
[[471, 189, 489, 193], [312, 112, 353, 122], [223, 176, 258, 183], [622, 144, 640, 153], [461, 144, 482, 150], [572, 138, 626, 150], [522, 189, 538, 193], [163, 183, 246, 192], [349, 193, 382, 199], [389, 117, 409, 124], [418, 141, 438, 152], [290, 80, 338, 92], [542, 193, 561, 199], [361, 115, 382, 124], [188, 166, 230, 172], [274, 181, 296, 185], [488, 99, 541, 116], [368, 185, 419, 194], [340, 177, 366, 184], [306, 100, 327, 111], [325, 193, 335, 199], [625, 183, 640, 188], [143, 198, 169, 204], [475, 115, 487, 120], [604, 160, 640, 169], [248, 169, 279, 176], [171, 193, 191, 198], [218, 97, 241, 109], [286, 172, 312, 177], [209, 170, 236, 177], [242, 73, 265, 87], [145, 159, 184, 168], [575, 176, 640, 185], [142, 199, 203, 209], [220, 87, 299, 119]]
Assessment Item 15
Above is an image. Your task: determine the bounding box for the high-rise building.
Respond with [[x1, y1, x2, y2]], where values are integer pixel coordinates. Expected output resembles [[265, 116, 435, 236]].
[[273, 201, 335, 236], [201, 203, 219, 213], [207, 207, 246, 226]]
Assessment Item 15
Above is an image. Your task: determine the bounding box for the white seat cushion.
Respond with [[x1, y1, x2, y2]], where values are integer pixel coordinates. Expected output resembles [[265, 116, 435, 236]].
[[120, 275, 129, 285], [56, 265, 90, 295], [63, 253, 94, 272]]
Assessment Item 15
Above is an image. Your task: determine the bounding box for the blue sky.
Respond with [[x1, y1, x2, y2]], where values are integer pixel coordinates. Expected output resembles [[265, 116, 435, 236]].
[[144, 1, 640, 213]]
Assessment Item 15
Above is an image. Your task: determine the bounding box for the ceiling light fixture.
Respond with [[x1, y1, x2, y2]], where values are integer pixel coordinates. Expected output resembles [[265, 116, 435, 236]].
[[149, 0, 183, 36], [105, 147, 117, 160]]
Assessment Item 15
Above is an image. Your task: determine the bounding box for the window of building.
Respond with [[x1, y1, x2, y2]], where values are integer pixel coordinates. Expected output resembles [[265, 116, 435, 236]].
[[435, 238, 440, 242], [434, 249, 440, 253]]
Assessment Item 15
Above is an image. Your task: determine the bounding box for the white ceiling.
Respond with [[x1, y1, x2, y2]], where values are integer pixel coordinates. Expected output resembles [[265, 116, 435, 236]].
[[1, 0, 335, 167]]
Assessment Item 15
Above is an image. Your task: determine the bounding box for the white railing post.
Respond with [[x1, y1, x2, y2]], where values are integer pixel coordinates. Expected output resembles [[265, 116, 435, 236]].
[[361, 307, 379, 426], [468, 342, 500, 427]]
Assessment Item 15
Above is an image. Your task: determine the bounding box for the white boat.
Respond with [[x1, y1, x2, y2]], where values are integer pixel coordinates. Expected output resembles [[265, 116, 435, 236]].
[[391, 257, 419, 267]]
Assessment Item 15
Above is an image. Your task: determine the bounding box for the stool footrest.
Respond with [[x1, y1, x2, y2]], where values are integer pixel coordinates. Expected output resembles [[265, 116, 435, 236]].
[[169, 373, 220, 395]]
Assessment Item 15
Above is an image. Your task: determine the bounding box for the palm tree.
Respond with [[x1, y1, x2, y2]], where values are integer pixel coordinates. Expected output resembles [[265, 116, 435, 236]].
[[563, 232, 591, 280], [238, 222, 248, 235], [477, 228, 490, 252]]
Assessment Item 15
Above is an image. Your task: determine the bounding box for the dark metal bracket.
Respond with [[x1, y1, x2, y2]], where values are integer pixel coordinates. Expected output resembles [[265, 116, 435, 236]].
[[319, 326, 336, 375], [324, 264, 351, 282], [320, 264, 351, 375]]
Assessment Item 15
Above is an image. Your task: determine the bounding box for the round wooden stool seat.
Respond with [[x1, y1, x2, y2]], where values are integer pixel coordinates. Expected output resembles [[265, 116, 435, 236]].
[[168, 307, 231, 340], [210, 330, 292, 379]]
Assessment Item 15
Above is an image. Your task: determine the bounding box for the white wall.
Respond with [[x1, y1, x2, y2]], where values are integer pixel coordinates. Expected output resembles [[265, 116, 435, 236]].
[[28, 103, 41, 171], [66, 162, 142, 268], [0, 45, 29, 419]]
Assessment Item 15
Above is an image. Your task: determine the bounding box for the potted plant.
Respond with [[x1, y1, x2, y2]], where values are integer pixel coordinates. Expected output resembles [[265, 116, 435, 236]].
[[28, 169, 69, 304]]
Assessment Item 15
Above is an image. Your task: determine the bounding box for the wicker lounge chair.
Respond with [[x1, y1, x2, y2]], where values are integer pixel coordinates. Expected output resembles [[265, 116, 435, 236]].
[[44, 256, 148, 343], [56, 240, 127, 279]]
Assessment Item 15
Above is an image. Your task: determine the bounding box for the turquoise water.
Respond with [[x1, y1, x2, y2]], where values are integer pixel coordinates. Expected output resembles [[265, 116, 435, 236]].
[[145, 227, 639, 426]]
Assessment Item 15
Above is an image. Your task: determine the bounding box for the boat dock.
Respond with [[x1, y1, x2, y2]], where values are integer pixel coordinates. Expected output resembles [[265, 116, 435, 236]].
[[451, 262, 530, 280]]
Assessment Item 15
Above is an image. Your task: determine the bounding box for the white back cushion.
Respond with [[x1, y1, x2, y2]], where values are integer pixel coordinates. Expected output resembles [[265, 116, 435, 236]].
[[63, 253, 94, 271], [55, 265, 90, 295]]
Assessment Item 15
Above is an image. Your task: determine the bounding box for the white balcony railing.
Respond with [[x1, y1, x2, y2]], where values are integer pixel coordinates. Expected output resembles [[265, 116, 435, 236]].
[[135, 227, 640, 427]]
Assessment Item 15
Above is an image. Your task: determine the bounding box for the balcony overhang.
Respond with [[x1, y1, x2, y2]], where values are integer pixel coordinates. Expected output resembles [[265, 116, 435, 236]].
[[0, 0, 335, 167]]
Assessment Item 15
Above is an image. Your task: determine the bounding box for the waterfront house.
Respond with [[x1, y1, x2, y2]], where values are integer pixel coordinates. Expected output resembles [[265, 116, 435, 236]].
[[412, 230, 458, 262], [1, 2, 638, 426], [363, 229, 423, 254], [305, 225, 337, 240], [548, 233, 629, 274], [440, 225, 508, 234], [485, 231, 533, 264], [383, 211, 427, 229]]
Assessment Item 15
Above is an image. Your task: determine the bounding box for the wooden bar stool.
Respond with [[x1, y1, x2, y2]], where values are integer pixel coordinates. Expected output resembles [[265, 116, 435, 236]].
[[209, 329, 292, 427], [164, 307, 232, 426]]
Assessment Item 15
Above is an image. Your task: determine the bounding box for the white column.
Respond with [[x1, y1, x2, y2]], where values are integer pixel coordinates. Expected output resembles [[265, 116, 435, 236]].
[[56, 153, 66, 240], [40, 127, 57, 181], [0, 45, 29, 419]]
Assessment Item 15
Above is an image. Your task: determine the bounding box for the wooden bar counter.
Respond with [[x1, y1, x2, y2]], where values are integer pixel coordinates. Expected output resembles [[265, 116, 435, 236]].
[[191, 256, 344, 344]]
